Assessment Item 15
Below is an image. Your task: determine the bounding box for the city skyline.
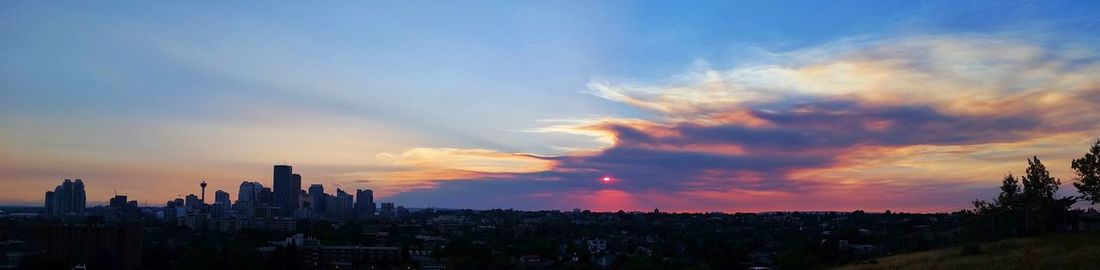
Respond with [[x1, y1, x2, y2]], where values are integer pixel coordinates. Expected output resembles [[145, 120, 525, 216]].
[[35, 164, 380, 210], [4, 1, 1100, 212]]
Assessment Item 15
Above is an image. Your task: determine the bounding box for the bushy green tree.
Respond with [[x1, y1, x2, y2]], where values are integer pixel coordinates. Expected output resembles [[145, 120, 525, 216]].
[[1072, 140, 1100, 204]]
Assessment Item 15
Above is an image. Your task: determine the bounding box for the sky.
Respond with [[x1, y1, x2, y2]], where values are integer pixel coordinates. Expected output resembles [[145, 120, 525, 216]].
[[2, 1, 1100, 212]]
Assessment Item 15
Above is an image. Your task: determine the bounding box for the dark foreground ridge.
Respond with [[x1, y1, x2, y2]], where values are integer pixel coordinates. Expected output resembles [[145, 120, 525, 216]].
[[838, 232, 1100, 270], [2, 206, 1098, 270]]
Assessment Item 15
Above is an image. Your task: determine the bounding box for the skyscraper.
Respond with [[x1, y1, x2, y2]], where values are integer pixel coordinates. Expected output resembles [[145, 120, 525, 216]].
[[235, 181, 262, 218], [355, 189, 375, 219], [237, 181, 264, 204], [258, 187, 273, 205], [215, 190, 230, 206], [185, 194, 201, 209], [324, 194, 338, 219], [309, 184, 325, 215], [291, 173, 302, 214], [44, 191, 54, 216], [60, 180, 73, 215], [72, 179, 86, 214], [335, 189, 354, 220], [214, 190, 230, 218], [272, 165, 293, 215], [43, 179, 87, 217], [297, 190, 312, 218]]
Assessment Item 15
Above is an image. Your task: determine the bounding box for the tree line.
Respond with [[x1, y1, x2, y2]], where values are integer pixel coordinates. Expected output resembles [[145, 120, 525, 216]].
[[969, 139, 1100, 237]]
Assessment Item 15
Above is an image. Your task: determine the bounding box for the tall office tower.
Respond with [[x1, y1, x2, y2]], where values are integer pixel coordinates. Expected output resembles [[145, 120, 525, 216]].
[[214, 190, 230, 218], [335, 189, 354, 220], [297, 191, 312, 218], [272, 165, 293, 214], [309, 184, 325, 215], [290, 173, 302, 214], [215, 190, 230, 206], [237, 181, 263, 203], [355, 189, 375, 219], [324, 194, 338, 219], [235, 181, 263, 218]]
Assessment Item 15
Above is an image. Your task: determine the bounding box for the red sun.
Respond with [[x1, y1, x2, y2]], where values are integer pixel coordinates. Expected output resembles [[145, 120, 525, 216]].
[[601, 176, 613, 183]]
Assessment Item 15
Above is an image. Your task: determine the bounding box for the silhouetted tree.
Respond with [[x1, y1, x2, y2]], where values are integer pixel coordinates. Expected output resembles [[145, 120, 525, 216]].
[[996, 174, 1021, 208], [1022, 157, 1059, 204], [1019, 156, 1076, 233], [972, 157, 1076, 236], [974, 174, 1023, 213], [1072, 140, 1100, 205]]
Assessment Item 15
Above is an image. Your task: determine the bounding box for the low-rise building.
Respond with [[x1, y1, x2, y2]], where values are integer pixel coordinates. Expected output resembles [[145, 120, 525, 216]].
[[304, 246, 401, 267], [43, 222, 142, 270]]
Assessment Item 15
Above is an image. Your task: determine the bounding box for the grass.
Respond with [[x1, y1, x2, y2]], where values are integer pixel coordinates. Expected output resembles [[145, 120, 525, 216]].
[[836, 232, 1100, 270]]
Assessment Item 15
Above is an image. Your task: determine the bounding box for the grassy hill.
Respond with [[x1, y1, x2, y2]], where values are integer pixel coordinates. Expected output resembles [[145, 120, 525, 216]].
[[837, 232, 1100, 270]]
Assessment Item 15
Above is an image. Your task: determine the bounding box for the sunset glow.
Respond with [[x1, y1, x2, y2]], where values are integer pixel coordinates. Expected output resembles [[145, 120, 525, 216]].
[[2, 1, 1099, 213]]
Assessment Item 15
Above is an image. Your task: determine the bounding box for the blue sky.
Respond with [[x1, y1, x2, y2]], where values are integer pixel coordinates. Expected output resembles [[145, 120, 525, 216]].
[[2, 1, 1100, 211]]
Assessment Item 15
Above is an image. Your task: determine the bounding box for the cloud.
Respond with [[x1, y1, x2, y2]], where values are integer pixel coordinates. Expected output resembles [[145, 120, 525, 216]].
[[378, 148, 553, 173], [386, 34, 1100, 211], [591, 35, 1100, 118], [353, 148, 556, 196]]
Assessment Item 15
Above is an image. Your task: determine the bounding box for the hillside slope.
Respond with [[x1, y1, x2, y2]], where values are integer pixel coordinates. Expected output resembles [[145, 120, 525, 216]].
[[837, 232, 1100, 270]]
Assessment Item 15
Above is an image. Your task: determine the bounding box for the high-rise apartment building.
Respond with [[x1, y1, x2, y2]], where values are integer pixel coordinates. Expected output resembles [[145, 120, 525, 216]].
[[43, 179, 87, 217], [355, 189, 375, 219]]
